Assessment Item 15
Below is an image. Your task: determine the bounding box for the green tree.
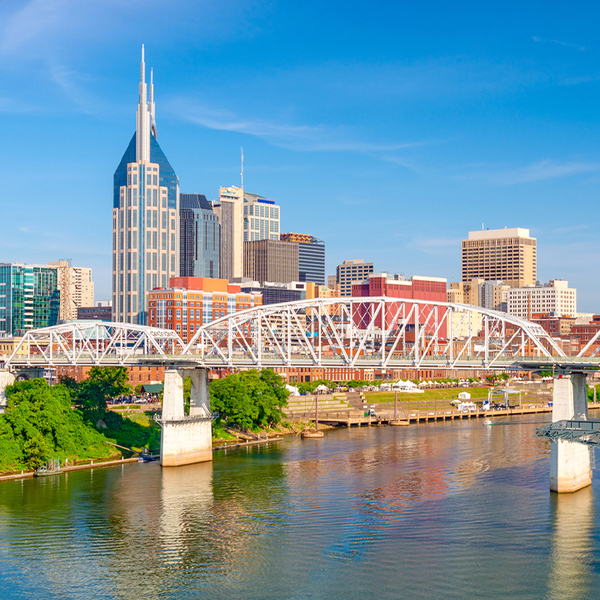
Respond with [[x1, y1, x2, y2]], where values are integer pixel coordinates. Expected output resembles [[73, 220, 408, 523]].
[[210, 369, 289, 430], [73, 367, 132, 418], [0, 378, 112, 472]]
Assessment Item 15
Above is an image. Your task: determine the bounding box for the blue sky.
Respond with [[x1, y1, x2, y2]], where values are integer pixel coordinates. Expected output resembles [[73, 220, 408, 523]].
[[0, 0, 599, 310]]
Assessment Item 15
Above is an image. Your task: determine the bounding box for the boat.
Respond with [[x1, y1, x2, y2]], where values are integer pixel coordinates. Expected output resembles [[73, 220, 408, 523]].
[[34, 459, 62, 477], [301, 429, 324, 439], [138, 449, 159, 462], [483, 419, 494, 426]]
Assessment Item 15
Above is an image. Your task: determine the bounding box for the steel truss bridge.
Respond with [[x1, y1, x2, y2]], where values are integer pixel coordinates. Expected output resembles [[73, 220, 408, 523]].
[[536, 420, 600, 446], [2, 297, 597, 372]]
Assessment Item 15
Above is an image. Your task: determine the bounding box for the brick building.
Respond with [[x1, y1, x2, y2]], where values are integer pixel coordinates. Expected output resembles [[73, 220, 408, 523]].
[[147, 277, 262, 344]]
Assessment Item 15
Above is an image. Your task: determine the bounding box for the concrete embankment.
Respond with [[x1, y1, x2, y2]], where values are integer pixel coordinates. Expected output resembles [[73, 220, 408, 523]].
[[0, 456, 140, 482]]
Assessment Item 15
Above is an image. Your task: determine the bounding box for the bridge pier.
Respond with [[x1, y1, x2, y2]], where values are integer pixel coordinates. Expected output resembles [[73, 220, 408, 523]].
[[158, 369, 213, 467], [550, 373, 592, 493], [0, 369, 15, 413]]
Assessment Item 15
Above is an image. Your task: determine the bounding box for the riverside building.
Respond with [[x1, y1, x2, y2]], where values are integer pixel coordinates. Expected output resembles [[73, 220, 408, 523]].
[[147, 277, 262, 344], [112, 47, 180, 325]]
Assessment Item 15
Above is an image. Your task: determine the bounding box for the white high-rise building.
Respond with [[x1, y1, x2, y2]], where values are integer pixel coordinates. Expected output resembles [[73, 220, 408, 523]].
[[507, 280, 577, 319], [214, 186, 280, 281], [112, 47, 180, 324]]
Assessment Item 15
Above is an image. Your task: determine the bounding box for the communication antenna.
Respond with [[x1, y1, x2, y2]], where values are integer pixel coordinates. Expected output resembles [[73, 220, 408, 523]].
[[241, 147, 244, 189]]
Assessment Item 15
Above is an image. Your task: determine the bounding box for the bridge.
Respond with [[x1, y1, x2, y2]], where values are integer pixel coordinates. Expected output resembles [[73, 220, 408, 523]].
[[1, 297, 599, 489], [2, 297, 592, 370]]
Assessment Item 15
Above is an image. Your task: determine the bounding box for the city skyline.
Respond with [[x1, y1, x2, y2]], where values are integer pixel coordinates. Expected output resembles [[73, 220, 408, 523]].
[[1, 2, 599, 309]]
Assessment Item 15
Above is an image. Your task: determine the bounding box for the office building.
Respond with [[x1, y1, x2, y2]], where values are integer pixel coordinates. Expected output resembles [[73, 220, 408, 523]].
[[179, 194, 220, 279], [478, 280, 510, 312], [280, 233, 325, 285], [0, 263, 60, 336], [352, 272, 447, 332], [48, 260, 94, 322], [336, 259, 374, 296], [147, 277, 262, 343], [240, 281, 306, 305], [112, 47, 179, 325], [214, 186, 280, 281], [243, 239, 299, 284], [77, 301, 112, 322], [244, 192, 280, 242], [507, 280, 577, 320], [461, 228, 537, 288]]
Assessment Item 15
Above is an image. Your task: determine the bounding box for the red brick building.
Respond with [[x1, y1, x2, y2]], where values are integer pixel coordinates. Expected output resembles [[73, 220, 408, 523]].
[[148, 277, 262, 344], [352, 273, 448, 334]]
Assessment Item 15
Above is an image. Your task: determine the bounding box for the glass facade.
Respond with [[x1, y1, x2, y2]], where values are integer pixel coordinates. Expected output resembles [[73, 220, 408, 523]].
[[112, 51, 181, 325], [0, 264, 60, 336], [180, 194, 220, 279]]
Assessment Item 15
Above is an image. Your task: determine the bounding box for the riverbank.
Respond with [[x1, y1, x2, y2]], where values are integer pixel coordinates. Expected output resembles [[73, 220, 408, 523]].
[[0, 456, 140, 482]]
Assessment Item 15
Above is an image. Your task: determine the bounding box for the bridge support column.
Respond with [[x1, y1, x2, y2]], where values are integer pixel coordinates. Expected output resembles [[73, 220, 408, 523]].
[[550, 373, 592, 493], [189, 368, 211, 416], [159, 369, 213, 467], [0, 370, 15, 413]]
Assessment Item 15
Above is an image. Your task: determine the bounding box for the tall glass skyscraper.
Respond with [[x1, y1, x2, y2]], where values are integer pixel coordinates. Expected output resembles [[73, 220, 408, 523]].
[[112, 47, 180, 324], [179, 194, 220, 279]]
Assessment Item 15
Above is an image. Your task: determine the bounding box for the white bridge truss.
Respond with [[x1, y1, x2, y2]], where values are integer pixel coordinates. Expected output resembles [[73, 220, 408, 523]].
[[2, 321, 186, 367], [1, 298, 580, 371], [184, 297, 567, 370]]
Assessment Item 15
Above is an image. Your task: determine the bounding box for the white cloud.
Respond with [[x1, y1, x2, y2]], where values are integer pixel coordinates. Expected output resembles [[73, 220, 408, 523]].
[[456, 160, 600, 185], [532, 36, 585, 52], [168, 98, 433, 154]]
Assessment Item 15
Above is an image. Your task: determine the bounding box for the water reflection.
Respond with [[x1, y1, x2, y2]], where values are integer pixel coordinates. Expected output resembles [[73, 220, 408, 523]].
[[547, 486, 595, 600], [1, 416, 600, 600]]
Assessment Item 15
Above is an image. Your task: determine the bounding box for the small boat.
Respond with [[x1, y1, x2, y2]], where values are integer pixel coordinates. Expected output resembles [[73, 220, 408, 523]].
[[138, 449, 158, 462], [301, 430, 324, 439], [483, 419, 494, 426], [34, 459, 62, 477]]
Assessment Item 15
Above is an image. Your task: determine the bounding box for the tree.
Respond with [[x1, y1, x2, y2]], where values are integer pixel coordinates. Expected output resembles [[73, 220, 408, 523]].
[[0, 378, 111, 471], [73, 367, 132, 417], [210, 369, 289, 430]]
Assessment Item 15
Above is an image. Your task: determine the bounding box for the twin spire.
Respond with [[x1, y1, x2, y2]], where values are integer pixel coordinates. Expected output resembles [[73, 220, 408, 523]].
[[136, 44, 157, 163]]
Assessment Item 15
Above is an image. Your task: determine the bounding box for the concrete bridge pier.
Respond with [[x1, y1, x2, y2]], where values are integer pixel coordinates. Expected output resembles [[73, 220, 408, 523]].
[[0, 369, 15, 413], [550, 373, 592, 493], [159, 368, 213, 467]]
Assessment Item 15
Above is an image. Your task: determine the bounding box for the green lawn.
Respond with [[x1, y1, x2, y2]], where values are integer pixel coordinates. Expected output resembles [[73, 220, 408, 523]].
[[363, 387, 539, 410]]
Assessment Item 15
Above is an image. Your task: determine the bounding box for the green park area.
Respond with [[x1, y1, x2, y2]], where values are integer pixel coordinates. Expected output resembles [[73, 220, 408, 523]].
[[0, 367, 290, 474], [364, 387, 492, 411]]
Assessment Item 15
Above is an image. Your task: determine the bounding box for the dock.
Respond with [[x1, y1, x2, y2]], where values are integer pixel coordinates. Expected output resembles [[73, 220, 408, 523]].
[[313, 403, 600, 428]]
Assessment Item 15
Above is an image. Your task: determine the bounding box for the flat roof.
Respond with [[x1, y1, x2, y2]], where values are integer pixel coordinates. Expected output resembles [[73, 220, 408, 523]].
[[467, 227, 532, 241]]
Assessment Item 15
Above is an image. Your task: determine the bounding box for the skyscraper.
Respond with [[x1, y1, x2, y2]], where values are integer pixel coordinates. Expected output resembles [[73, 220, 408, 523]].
[[280, 233, 325, 285], [243, 239, 299, 284], [179, 194, 220, 279], [461, 228, 537, 288], [214, 186, 281, 282], [112, 47, 180, 324]]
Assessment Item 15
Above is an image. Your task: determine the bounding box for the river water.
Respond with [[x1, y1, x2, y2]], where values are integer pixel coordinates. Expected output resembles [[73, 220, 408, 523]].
[[1, 414, 599, 599]]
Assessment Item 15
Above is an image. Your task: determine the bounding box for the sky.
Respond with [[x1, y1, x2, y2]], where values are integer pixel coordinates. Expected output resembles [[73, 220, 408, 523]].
[[0, 0, 599, 310]]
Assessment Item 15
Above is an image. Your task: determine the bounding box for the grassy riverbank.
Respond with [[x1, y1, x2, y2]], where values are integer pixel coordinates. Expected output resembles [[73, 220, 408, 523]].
[[364, 387, 542, 410]]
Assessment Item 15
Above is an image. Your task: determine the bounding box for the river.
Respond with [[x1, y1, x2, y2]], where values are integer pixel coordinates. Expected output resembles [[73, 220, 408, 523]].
[[1, 414, 598, 599]]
